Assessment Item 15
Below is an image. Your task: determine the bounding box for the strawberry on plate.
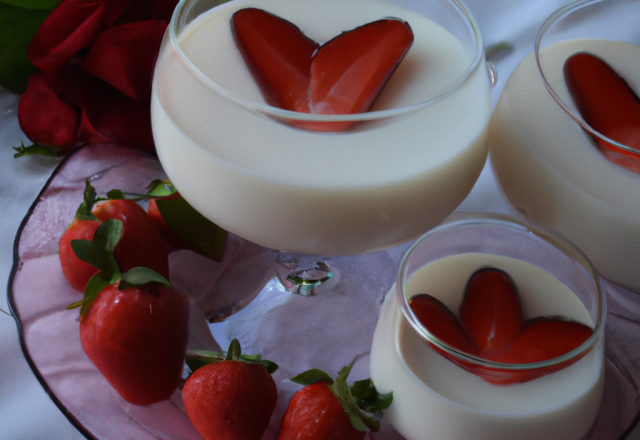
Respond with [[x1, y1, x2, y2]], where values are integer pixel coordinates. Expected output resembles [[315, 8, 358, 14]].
[[182, 339, 278, 440], [277, 361, 393, 440], [70, 219, 189, 405], [59, 179, 171, 292]]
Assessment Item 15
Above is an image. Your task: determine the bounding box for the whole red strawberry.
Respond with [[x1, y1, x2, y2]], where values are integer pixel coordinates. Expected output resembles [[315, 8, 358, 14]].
[[93, 197, 170, 279], [71, 219, 189, 405], [60, 179, 171, 292], [182, 340, 278, 440], [277, 362, 393, 440]]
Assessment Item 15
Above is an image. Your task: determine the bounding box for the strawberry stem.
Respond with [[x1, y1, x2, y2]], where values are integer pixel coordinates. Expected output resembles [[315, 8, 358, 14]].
[[185, 339, 279, 374]]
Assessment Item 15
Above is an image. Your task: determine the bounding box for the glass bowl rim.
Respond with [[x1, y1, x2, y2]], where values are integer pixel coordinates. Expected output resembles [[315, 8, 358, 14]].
[[396, 211, 607, 370], [534, 0, 640, 157], [167, 0, 485, 123]]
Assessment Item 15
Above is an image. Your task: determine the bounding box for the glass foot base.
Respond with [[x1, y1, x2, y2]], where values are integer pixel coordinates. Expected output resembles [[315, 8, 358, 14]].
[[276, 254, 336, 296]]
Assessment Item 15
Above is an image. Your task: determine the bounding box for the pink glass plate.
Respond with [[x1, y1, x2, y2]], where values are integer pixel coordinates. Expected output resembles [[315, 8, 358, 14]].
[[8, 144, 640, 439]]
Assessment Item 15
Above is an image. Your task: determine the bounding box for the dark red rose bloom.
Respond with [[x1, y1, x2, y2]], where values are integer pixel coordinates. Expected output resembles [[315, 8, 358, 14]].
[[19, 0, 178, 152]]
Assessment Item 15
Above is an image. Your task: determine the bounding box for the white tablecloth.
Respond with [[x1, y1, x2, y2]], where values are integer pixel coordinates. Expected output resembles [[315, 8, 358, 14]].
[[1, 0, 638, 438]]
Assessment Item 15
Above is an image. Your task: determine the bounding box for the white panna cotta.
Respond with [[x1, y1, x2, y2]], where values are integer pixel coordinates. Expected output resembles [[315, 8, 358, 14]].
[[489, 39, 640, 291], [151, 0, 490, 256], [370, 252, 604, 440]]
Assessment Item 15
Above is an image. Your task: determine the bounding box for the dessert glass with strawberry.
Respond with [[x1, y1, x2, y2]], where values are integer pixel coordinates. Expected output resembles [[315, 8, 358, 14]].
[[150, 0, 492, 292], [489, 0, 640, 291], [369, 213, 606, 440]]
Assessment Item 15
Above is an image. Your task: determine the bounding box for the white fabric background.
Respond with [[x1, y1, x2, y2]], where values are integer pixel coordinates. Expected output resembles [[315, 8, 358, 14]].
[[0, 0, 638, 438]]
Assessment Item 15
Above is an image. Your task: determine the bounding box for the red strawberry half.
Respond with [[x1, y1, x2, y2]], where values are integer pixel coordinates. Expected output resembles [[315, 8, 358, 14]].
[[409, 293, 479, 357], [459, 268, 523, 359], [309, 19, 413, 116], [232, 8, 318, 113], [231, 8, 413, 131], [564, 52, 640, 171]]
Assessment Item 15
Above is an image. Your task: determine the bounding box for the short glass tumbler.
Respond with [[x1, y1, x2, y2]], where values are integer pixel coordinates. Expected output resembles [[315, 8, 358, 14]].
[[370, 213, 606, 440]]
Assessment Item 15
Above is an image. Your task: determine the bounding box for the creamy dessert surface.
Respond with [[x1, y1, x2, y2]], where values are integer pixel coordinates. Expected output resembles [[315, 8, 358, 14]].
[[489, 39, 640, 290], [370, 253, 604, 440]]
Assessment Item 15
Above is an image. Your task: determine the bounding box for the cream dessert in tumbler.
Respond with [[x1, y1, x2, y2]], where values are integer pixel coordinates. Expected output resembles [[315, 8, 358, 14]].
[[490, 38, 640, 291], [369, 216, 605, 440], [151, 0, 490, 256]]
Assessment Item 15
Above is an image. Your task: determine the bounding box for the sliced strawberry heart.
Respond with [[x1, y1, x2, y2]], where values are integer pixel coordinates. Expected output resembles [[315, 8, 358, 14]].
[[459, 268, 523, 359], [564, 52, 640, 170], [231, 10, 413, 131], [232, 8, 318, 113], [409, 293, 479, 356], [309, 19, 413, 116]]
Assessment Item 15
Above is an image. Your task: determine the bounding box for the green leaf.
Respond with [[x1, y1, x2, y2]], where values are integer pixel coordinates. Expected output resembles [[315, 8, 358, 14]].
[[185, 339, 279, 375], [0, 0, 61, 10], [146, 179, 176, 198], [106, 189, 126, 200], [93, 219, 122, 255], [70, 239, 110, 272], [13, 143, 65, 158], [71, 219, 122, 276], [119, 266, 171, 290], [0, 3, 54, 93], [185, 350, 227, 372], [226, 338, 241, 361], [78, 272, 114, 317], [75, 179, 99, 221], [351, 379, 393, 412], [290, 368, 334, 386], [156, 194, 227, 261]]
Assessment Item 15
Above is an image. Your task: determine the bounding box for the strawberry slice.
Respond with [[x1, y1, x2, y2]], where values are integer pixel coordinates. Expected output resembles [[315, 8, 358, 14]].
[[309, 19, 413, 116], [231, 9, 413, 131], [498, 317, 592, 364], [459, 268, 523, 359], [489, 317, 593, 384], [232, 8, 318, 113], [409, 293, 478, 356], [564, 52, 640, 169]]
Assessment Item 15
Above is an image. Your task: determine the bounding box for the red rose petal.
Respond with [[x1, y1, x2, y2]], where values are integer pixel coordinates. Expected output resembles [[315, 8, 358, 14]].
[[18, 73, 79, 150], [117, 0, 179, 24], [28, 0, 105, 73], [94, 92, 155, 150], [82, 20, 168, 100]]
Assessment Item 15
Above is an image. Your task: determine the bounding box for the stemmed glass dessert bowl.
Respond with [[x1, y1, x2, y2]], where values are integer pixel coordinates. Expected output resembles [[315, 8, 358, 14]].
[[489, 0, 640, 291], [151, 0, 492, 291]]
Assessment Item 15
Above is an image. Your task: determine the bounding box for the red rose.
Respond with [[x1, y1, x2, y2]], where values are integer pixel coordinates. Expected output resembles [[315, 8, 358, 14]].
[[19, 0, 178, 152]]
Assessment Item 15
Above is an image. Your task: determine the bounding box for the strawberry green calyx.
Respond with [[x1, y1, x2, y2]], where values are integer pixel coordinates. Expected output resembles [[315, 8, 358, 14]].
[[67, 218, 171, 318], [102, 179, 227, 262], [75, 179, 99, 222], [290, 360, 393, 432], [186, 339, 279, 374]]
